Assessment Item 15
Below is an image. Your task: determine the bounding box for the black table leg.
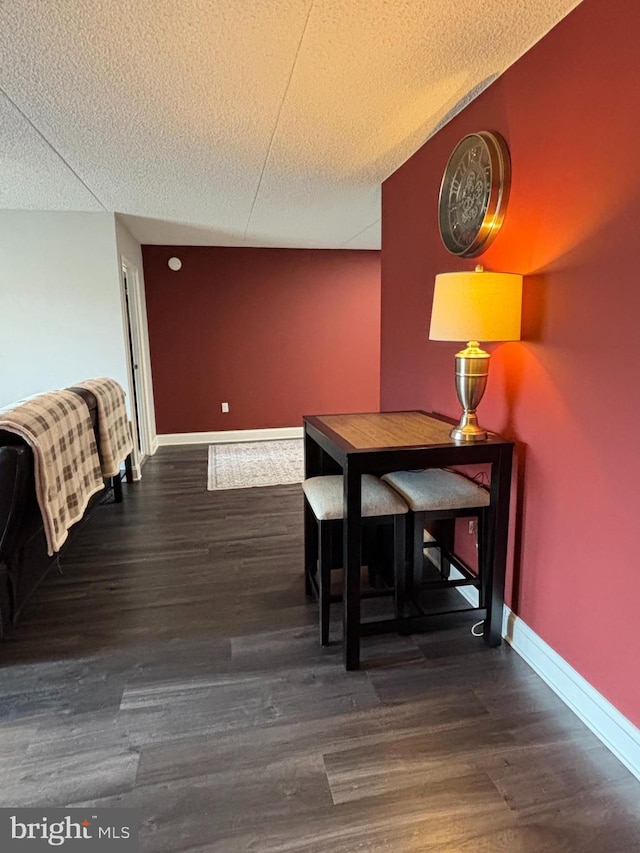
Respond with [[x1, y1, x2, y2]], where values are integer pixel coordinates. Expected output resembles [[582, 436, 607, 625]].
[[484, 445, 513, 647], [303, 427, 319, 598]]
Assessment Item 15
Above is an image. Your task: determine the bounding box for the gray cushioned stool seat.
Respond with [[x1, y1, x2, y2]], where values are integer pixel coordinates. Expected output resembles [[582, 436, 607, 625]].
[[303, 474, 409, 521], [382, 469, 489, 511]]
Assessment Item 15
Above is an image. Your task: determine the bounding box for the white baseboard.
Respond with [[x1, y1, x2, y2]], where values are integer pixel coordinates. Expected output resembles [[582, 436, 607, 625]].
[[156, 426, 304, 447], [444, 562, 640, 781], [502, 606, 640, 782]]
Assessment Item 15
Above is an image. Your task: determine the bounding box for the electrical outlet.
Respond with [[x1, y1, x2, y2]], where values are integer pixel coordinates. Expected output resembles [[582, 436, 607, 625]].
[[468, 519, 477, 535], [221, 402, 229, 413]]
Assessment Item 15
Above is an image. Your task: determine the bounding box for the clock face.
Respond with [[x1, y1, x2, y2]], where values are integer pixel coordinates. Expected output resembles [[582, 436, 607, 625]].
[[438, 131, 511, 258]]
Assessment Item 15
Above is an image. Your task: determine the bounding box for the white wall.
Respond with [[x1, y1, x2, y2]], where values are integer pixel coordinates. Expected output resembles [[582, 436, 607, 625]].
[[0, 211, 128, 408]]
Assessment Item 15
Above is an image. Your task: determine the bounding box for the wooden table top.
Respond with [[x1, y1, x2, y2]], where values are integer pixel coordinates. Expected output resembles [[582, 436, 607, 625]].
[[308, 411, 458, 450]]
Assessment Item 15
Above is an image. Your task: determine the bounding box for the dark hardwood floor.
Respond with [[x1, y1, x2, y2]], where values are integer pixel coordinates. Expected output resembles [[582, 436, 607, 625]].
[[1, 445, 639, 851]]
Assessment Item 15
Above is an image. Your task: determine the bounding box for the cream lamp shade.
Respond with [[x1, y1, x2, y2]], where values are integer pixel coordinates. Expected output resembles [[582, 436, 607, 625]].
[[429, 266, 522, 343], [429, 265, 523, 442]]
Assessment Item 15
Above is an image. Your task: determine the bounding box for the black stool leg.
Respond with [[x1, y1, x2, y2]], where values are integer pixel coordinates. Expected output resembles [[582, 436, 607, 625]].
[[393, 514, 407, 618], [318, 521, 333, 646], [304, 498, 316, 597], [367, 523, 393, 588], [412, 511, 426, 595], [364, 526, 376, 588], [436, 517, 455, 579]]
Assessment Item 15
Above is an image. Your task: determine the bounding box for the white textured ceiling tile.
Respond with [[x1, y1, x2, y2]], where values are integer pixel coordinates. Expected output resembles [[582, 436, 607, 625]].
[[246, 180, 380, 247], [344, 221, 381, 251], [0, 0, 312, 227], [247, 0, 581, 243], [0, 93, 104, 211], [0, 0, 582, 247], [117, 214, 248, 247]]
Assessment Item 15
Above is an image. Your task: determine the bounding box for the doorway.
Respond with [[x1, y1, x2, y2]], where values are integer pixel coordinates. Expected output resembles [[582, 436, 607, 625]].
[[121, 259, 153, 474]]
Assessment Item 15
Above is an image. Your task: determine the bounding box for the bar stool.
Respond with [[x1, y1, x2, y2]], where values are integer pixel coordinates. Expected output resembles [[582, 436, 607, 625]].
[[381, 469, 490, 615], [303, 474, 409, 645]]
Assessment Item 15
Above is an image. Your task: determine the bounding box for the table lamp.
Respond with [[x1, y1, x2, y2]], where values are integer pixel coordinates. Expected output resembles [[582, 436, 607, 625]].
[[429, 265, 522, 442]]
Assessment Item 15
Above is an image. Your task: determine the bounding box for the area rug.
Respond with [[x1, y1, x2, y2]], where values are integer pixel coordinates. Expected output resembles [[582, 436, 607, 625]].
[[207, 439, 304, 490]]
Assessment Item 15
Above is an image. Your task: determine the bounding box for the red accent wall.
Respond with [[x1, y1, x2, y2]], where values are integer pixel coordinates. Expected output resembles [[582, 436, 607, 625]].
[[381, 0, 640, 725], [144, 246, 380, 434]]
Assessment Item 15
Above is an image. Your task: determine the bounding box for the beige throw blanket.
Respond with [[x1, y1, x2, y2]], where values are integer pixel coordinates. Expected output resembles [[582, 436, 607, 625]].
[[73, 378, 133, 477], [0, 390, 104, 555]]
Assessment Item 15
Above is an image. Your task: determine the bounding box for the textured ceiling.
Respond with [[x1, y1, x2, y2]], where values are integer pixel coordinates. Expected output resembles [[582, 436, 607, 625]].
[[0, 0, 581, 248]]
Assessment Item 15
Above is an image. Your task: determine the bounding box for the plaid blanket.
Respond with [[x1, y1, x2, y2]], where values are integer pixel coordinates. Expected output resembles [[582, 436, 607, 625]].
[[0, 390, 104, 555], [73, 378, 133, 477]]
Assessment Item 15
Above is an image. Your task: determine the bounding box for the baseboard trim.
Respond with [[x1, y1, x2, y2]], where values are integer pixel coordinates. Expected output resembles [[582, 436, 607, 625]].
[[157, 426, 304, 446], [446, 565, 640, 780], [503, 606, 640, 782], [444, 568, 640, 779]]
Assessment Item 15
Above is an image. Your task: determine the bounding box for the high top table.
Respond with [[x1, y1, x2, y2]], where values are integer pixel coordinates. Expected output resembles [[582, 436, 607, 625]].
[[303, 411, 514, 670]]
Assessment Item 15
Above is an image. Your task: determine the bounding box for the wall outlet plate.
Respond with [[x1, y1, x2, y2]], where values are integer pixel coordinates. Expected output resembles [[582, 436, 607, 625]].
[[221, 402, 229, 413]]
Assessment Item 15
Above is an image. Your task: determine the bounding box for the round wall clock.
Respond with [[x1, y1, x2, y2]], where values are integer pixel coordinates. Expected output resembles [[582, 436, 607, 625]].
[[438, 131, 511, 258]]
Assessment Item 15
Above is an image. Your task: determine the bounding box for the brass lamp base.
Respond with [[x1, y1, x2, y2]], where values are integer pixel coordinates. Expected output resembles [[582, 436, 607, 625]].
[[450, 412, 487, 442], [450, 341, 490, 443]]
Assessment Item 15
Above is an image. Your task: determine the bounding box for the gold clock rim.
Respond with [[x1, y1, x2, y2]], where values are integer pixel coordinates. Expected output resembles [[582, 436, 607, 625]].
[[437, 130, 511, 258]]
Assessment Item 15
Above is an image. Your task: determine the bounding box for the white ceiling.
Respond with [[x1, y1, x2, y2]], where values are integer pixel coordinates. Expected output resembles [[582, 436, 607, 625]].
[[0, 0, 581, 249]]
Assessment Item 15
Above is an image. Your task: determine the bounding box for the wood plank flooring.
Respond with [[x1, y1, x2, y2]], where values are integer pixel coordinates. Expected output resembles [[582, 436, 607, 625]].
[[1, 445, 639, 851]]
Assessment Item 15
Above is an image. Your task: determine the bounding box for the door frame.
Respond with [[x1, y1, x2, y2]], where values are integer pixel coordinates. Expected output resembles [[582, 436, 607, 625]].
[[120, 256, 155, 474]]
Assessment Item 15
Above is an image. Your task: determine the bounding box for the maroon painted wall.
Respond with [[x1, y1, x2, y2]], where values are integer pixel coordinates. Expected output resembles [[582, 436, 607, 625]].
[[381, 0, 640, 724], [144, 247, 380, 434]]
